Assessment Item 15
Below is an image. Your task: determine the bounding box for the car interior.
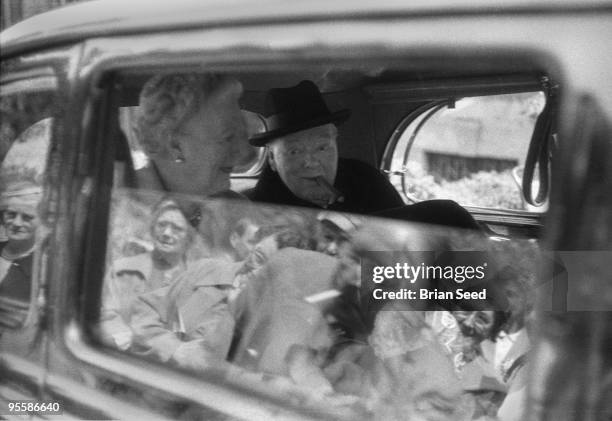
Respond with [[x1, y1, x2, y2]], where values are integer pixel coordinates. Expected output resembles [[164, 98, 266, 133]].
[[112, 61, 552, 238]]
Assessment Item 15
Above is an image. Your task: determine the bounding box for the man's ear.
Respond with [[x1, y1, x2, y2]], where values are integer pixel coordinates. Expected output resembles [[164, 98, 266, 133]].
[[267, 147, 277, 172]]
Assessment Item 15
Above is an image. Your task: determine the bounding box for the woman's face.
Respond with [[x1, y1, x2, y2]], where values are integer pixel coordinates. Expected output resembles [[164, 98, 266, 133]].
[[153, 81, 248, 197], [152, 208, 190, 257]]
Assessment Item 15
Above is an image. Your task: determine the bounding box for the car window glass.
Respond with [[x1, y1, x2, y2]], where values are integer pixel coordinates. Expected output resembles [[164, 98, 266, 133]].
[[99, 186, 550, 419], [0, 67, 55, 329], [95, 70, 549, 419], [386, 92, 547, 211]]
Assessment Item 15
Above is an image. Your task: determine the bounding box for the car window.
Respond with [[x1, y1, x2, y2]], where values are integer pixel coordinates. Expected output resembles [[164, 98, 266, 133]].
[[234, 110, 267, 175], [91, 69, 551, 420], [385, 92, 547, 211], [0, 66, 56, 329]]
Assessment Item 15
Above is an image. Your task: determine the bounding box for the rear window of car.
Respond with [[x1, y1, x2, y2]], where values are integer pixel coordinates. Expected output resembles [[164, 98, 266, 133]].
[[384, 91, 547, 212]]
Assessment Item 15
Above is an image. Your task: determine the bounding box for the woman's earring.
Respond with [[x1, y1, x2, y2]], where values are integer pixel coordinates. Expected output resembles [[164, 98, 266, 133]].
[[173, 148, 186, 163], [170, 136, 185, 163]]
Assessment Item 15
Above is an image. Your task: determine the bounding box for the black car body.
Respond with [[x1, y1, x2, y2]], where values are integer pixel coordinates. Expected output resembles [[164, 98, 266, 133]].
[[1, 0, 611, 419]]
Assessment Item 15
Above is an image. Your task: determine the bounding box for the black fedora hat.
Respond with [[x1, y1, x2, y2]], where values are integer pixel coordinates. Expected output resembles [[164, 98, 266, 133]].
[[248, 80, 351, 147]]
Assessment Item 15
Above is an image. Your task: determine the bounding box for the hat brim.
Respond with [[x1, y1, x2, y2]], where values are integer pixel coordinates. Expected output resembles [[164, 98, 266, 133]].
[[248, 109, 351, 147]]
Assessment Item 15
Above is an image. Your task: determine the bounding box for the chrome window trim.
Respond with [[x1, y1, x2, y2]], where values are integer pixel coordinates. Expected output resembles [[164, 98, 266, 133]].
[[2, 0, 611, 58], [0, 45, 82, 405]]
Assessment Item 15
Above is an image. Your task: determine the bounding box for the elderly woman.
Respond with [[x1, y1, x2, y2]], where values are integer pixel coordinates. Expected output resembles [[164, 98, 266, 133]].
[[133, 73, 248, 203], [100, 199, 194, 350]]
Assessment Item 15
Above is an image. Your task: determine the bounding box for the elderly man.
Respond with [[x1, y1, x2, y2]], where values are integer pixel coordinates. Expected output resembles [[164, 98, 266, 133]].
[[0, 118, 52, 304], [228, 218, 259, 261], [246, 80, 404, 214], [0, 182, 41, 302]]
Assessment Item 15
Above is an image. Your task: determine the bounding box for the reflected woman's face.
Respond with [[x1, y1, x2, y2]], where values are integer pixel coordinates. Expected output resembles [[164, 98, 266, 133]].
[[152, 209, 190, 257]]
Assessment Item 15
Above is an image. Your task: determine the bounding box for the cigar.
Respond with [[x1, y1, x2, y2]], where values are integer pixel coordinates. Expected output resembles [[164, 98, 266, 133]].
[[314, 176, 345, 206], [303, 289, 341, 304]]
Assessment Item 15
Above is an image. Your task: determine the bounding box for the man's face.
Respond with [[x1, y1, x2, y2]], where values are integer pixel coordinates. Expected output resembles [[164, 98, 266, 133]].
[[243, 235, 279, 274], [230, 223, 259, 260], [152, 208, 190, 257], [2, 206, 38, 243], [317, 223, 349, 257], [452, 310, 496, 342], [268, 124, 338, 207], [153, 80, 248, 197]]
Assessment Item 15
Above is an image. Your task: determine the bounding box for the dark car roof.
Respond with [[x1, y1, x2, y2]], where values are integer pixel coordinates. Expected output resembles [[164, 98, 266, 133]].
[[1, 0, 610, 57]]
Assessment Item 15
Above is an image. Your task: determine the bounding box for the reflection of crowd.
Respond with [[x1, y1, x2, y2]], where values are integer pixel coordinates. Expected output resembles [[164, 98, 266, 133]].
[[102, 195, 534, 420], [100, 199, 194, 349]]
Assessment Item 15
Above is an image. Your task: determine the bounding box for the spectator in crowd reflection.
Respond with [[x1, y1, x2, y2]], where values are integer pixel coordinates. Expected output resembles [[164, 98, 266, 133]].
[[230, 224, 315, 311], [460, 267, 532, 421], [0, 183, 42, 302], [132, 220, 314, 371], [246, 80, 404, 214], [130, 255, 240, 371], [130, 224, 312, 372], [316, 211, 357, 258], [229, 217, 259, 261], [204, 214, 260, 261], [445, 266, 531, 380], [236, 224, 313, 281], [315, 211, 362, 290], [100, 199, 194, 350]]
